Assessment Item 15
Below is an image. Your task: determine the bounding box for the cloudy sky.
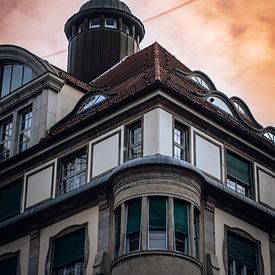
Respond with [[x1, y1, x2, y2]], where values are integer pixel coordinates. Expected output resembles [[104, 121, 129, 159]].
[[1, 0, 274, 126]]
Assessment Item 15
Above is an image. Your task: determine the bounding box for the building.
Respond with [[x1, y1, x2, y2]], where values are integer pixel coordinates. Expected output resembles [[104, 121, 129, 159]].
[[0, 0, 274, 274]]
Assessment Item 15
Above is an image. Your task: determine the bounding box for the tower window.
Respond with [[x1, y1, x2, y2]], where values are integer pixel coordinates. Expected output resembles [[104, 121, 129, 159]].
[[60, 150, 87, 195], [226, 151, 252, 197], [52, 229, 85, 275], [78, 22, 85, 33], [126, 120, 142, 160], [122, 22, 130, 34], [0, 63, 32, 98], [89, 18, 101, 29], [105, 18, 117, 29], [0, 117, 12, 161], [227, 231, 258, 275], [18, 107, 32, 153], [148, 197, 167, 250], [173, 122, 187, 161], [126, 198, 141, 253]]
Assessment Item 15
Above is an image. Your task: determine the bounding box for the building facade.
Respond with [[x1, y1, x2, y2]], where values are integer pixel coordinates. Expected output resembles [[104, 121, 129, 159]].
[[0, 1, 274, 275]]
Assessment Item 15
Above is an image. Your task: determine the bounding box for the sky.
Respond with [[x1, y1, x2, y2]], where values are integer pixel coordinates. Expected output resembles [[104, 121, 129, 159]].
[[0, 0, 274, 126]]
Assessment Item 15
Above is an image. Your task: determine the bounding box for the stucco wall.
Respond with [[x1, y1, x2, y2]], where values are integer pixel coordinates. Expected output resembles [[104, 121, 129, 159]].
[[144, 108, 173, 157], [0, 236, 29, 275], [38, 206, 99, 274], [215, 208, 271, 275]]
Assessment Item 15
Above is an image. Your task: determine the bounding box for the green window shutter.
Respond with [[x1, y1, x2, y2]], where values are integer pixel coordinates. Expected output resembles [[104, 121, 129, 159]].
[[126, 199, 141, 235], [174, 199, 188, 235], [227, 232, 256, 267], [53, 229, 85, 269], [0, 180, 21, 221], [0, 255, 18, 275], [115, 207, 121, 246], [149, 197, 166, 230], [227, 153, 251, 185]]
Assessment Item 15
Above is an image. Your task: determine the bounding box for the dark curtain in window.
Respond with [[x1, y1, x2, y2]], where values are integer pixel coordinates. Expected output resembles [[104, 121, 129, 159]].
[[0, 180, 21, 221], [174, 199, 188, 235], [227, 232, 256, 268], [227, 153, 251, 185], [0, 255, 18, 275], [149, 197, 166, 230], [115, 207, 121, 247], [126, 199, 141, 235], [53, 229, 85, 269]]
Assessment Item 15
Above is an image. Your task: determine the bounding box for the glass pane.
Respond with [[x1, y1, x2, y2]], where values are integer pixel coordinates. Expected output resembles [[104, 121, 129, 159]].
[[11, 64, 23, 92], [23, 66, 32, 84], [1, 65, 12, 97], [105, 18, 117, 28], [149, 231, 166, 249], [90, 18, 100, 28]]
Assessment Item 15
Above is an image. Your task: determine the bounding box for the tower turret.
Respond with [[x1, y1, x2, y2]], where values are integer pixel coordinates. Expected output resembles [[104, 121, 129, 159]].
[[65, 0, 145, 83]]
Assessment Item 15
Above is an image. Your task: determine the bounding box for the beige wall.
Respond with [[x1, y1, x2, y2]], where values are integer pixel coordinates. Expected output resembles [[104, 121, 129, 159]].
[[0, 236, 29, 275], [144, 108, 173, 157], [38, 206, 98, 275], [257, 168, 275, 209], [56, 84, 84, 121], [92, 133, 120, 177], [25, 165, 53, 208], [215, 208, 271, 275]]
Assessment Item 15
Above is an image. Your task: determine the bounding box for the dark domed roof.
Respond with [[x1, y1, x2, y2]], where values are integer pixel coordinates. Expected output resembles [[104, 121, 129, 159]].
[[80, 0, 132, 14]]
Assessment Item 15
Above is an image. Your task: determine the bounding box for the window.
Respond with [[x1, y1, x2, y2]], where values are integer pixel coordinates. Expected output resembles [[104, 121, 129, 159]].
[[78, 22, 85, 33], [226, 152, 252, 197], [0, 117, 12, 161], [227, 232, 257, 275], [89, 18, 100, 29], [173, 122, 187, 160], [78, 94, 106, 113], [173, 199, 188, 253], [126, 198, 141, 253], [148, 197, 166, 249], [60, 150, 87, 195], [52, 229, 85, 275], [122, 22, 130, 34], [114, 206, 121, 258], [19, 107, 32, 152], [207, 96, 234, 116], [105, 18, 117, 29], [0, 254, 18, 275], [126, 121, 142, 160], [0, 179, 22, 222], [0, 63, 32, 97]]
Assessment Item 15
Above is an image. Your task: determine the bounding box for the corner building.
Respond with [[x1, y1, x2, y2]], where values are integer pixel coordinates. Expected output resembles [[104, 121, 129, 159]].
[[0, 1, 274, 275]]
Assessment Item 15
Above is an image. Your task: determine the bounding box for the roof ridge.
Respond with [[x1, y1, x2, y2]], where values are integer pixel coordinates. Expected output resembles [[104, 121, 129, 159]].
[[153, 42, 161, 81]]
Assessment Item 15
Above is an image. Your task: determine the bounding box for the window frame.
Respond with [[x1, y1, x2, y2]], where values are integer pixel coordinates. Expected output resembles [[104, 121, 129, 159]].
[[173, 120, 188, 161], [89, 18, 101, 29], [18, 106, 32, 153], [224, 227, 263, 275], [225, 150, 253, 198], [58, 148, 88, 196], [0, 116, 13, 161], [0, 251, 20, 275], [46, 224, 88, 275], [105, 18, 117, 29], [125, 119, 143, 161]]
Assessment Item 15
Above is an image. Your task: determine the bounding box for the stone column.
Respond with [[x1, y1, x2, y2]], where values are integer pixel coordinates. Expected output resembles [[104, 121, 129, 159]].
[[168, 197, 174, 251], [189, 204, 195, 257], [119, 203, 126, 256], [27, 229, 40, 275], [141, 196, 148, 250]]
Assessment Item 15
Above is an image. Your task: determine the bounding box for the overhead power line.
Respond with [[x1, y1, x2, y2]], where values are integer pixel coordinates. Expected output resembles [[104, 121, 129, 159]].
[[42, 0, 197, 59], [143, 0, 197, 23]]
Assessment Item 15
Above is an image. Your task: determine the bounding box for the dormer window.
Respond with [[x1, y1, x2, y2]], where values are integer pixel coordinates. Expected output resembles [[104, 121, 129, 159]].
[[0, 63, 32, 98], [78, 94, 107, 113], [207, 96, 234, 116]]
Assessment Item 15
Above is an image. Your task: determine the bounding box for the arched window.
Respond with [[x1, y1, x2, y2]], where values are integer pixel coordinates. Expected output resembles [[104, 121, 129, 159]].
[[78, 94, 107, 113], [207, 96, 234, 116], [233, 102, 248, 116], [0, 63, 32, 98], [264, 131, 275, 144]]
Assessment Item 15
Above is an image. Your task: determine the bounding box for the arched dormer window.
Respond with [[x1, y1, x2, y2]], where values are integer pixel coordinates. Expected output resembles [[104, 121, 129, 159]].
[[233, 102, 248, 117], [0, 63, 32, 98], [207, 96, 234, 117], [187, 71, 216, 92], [77, 94, 107, 114], [264, 131, 275, 144]]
